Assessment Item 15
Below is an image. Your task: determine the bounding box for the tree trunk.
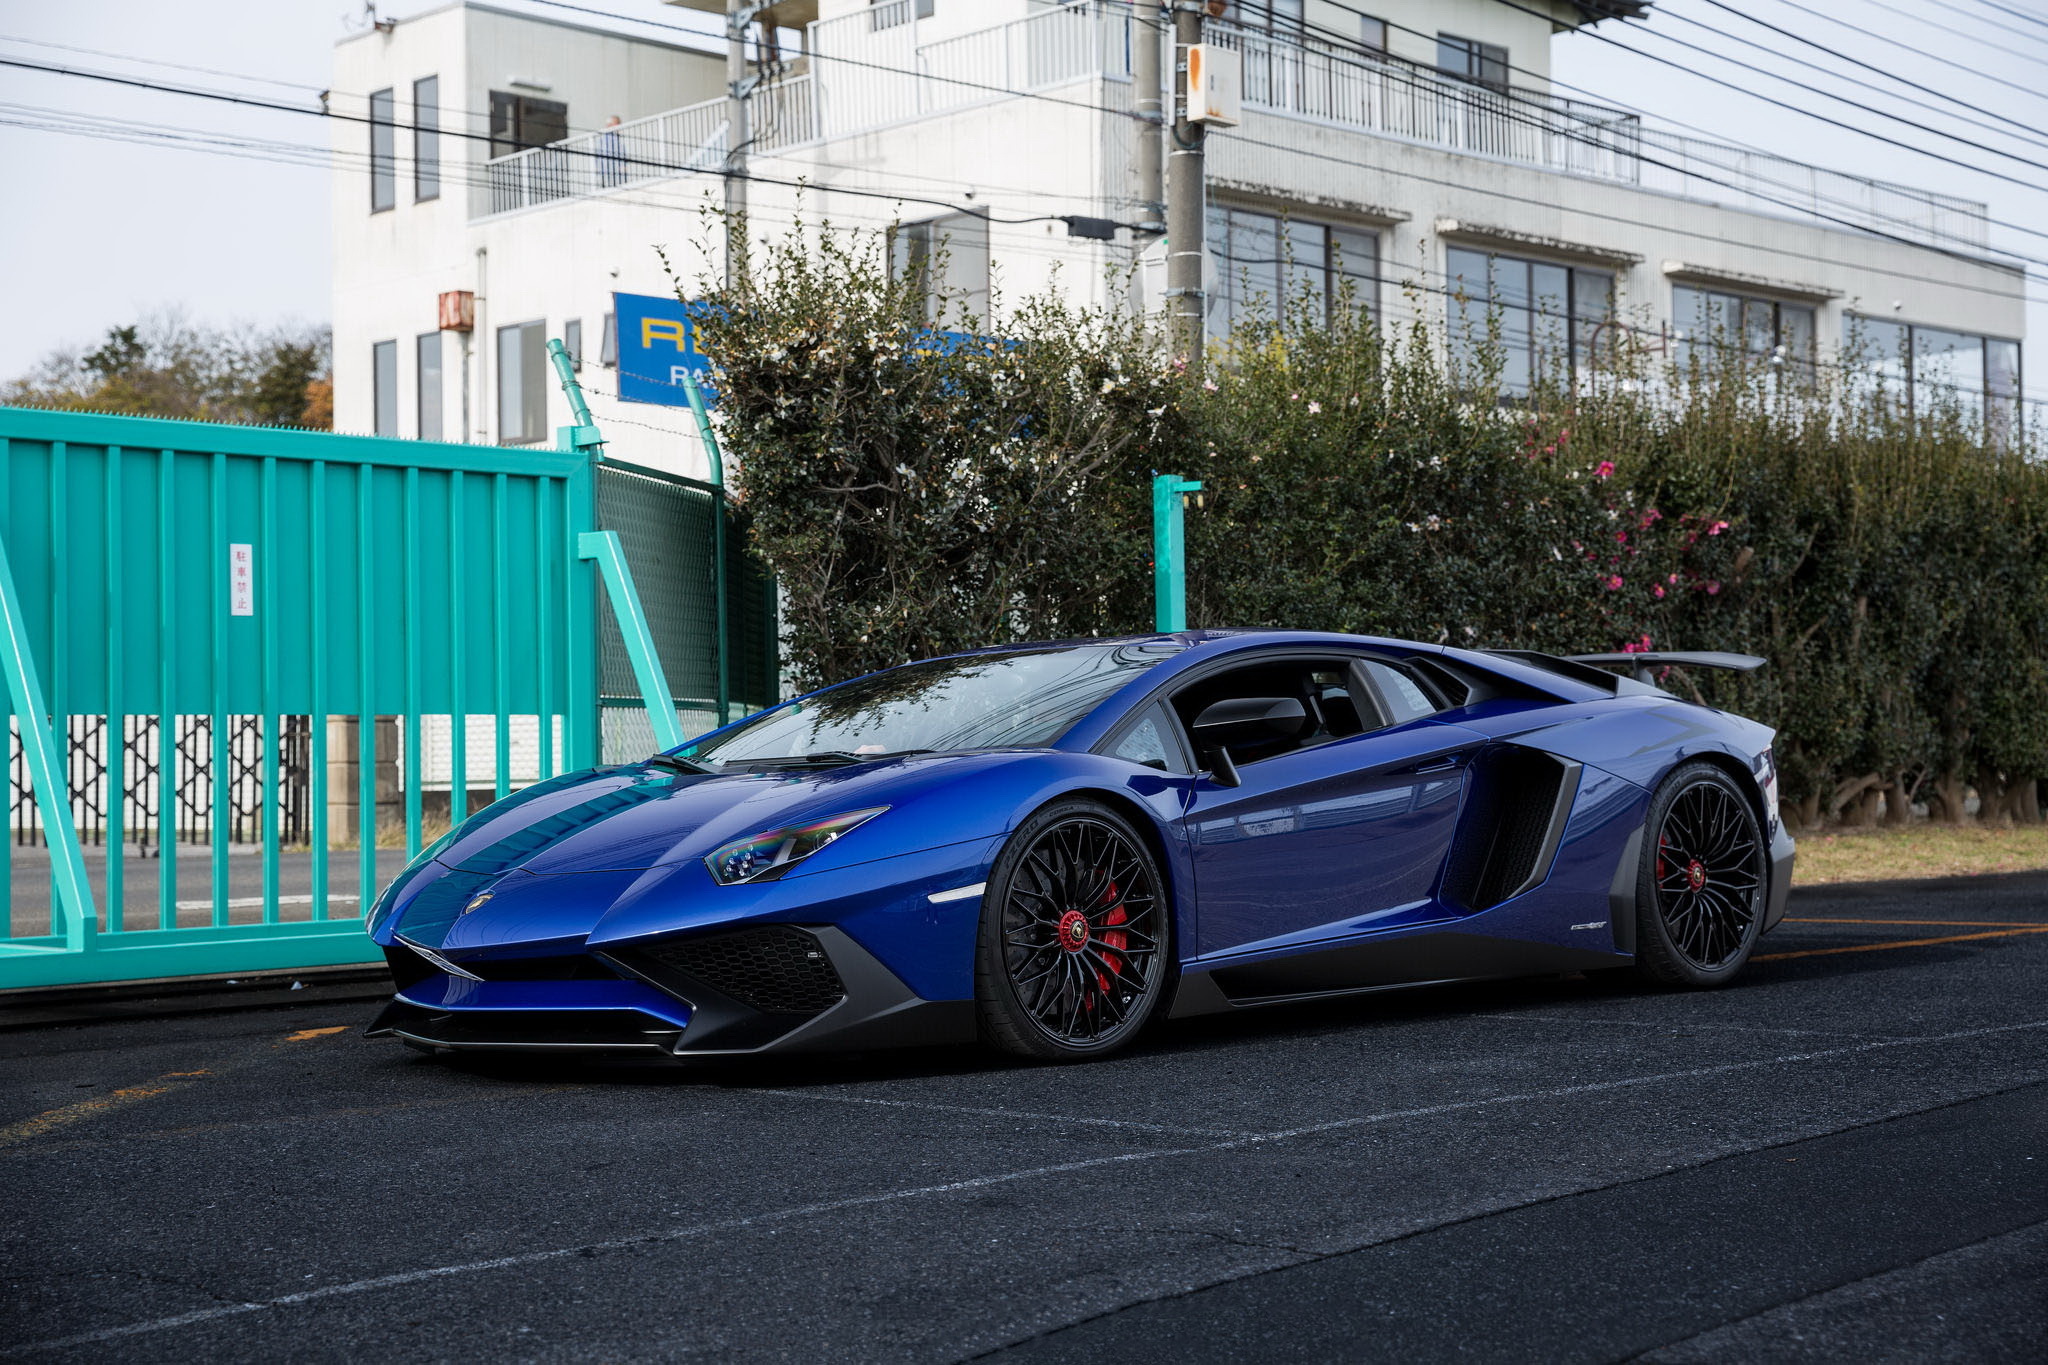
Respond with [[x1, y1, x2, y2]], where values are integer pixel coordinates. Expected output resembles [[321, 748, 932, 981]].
[[1927, 774, 1969, 825], [1881, 772, 1914, 826], [2017, 778, 2042, 824], [1795, 792, 1822, 831]]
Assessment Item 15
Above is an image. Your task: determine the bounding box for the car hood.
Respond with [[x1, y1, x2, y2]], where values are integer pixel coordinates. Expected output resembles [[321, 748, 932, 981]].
[[433, 752, 1009, 877]]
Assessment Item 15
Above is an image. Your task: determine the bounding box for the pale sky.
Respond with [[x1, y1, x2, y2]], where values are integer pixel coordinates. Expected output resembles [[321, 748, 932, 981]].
[[2, 0, 2043, 391]]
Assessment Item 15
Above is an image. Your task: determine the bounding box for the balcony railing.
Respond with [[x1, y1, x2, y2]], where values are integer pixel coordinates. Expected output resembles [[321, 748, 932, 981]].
[[471, 0, 1989, 253], [474, 76, 811, 217]]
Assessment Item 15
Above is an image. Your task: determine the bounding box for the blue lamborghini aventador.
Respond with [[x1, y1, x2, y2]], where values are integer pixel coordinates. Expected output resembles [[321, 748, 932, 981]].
[[366, 631, 1794, 1063]]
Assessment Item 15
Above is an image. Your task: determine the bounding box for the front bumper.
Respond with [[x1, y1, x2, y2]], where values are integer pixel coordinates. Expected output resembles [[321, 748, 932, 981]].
[[366, 924, 975, 1059]]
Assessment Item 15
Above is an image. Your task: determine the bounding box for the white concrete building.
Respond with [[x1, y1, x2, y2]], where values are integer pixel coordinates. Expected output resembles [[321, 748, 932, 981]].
[[332, 0, 2025, 476]]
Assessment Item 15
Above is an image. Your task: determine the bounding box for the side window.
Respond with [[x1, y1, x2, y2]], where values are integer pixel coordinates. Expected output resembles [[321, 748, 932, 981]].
[[1171, 660, 1343, 768], [1111, 701, 1188, 772], [1359, 659, 1441, 725]]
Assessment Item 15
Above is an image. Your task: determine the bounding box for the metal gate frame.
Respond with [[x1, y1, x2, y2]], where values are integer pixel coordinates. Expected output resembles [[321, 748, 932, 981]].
[[0, 405, 635, 990]]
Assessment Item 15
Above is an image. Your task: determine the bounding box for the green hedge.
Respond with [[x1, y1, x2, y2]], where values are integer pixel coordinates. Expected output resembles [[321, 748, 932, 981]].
[[697, 232, 2048, 826]]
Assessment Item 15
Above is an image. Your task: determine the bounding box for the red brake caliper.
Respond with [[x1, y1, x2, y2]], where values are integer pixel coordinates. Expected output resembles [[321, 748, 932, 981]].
[[1097, 877, 1127, 995]]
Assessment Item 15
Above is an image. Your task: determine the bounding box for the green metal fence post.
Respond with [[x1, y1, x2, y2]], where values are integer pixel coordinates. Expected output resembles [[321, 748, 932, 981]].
[[679, 369, 730, 727], [577, 531, 685, 752], [1152, 473, 1203, 633], [0, 530, 97, 951], [546, 339, 606, 457]]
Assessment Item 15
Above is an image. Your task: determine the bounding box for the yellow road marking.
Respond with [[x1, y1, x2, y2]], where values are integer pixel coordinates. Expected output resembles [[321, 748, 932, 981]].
[[0, 1080, 194, 1150], [1756, 926, 2048, 963], [1786, 917, 2048, 927], [1, 1024, 353, 1150]]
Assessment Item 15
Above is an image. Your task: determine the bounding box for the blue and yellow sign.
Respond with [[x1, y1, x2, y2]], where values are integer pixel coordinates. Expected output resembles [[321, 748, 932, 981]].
[[614, 291, 715, 407]]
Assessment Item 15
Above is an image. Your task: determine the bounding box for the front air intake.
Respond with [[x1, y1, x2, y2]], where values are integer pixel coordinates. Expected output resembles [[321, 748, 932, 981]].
[[632, 925, 846, 1015]]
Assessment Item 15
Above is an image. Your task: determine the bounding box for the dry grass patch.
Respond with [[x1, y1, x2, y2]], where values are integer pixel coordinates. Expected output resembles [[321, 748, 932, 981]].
[[1794, 823, 2048, 885]]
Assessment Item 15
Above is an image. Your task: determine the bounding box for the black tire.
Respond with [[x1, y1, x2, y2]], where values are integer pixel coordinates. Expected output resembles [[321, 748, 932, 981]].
[[974, 798, 1174, 1061], [1634, 761, 1767, 987]]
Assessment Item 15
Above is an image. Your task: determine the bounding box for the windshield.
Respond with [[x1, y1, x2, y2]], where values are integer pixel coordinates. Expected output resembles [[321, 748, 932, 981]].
[[685, 644, 1181, 764]]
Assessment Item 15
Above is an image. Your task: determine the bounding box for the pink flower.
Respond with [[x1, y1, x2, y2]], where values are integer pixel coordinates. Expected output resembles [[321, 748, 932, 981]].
[[1638, 509, 1663, 530], [1202, 379, 1218, 392], [1667, 573, 1679, 584], [1307, 400, 1322, 414], [1603, 575, 1624, 591], [1621, 635, 1652, 653], [1707, 519, 1730, 536], [1705, 580, 1722, 595], [1290, 392, 1301, 401], [1653, 584, 1666, 599], [1594, 460, 1615, 479], [1615, 530, 1629, 545]]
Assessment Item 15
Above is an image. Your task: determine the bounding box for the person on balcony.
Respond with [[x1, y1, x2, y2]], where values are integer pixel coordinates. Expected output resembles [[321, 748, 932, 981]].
[[598, 115, 625, 188]]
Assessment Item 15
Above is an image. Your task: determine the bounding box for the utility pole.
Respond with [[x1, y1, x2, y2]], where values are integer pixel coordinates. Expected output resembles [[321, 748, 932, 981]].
[[1132, 2, 1166, 238], [1165, 1, 1207, 364], [725, 0, 754, 288]]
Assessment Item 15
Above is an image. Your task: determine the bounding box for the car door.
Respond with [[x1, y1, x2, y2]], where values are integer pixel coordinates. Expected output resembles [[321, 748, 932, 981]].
[[1168, 655, 1484, 958]]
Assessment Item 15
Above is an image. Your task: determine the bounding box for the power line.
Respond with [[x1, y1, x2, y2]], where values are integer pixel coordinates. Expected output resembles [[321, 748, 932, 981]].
[[1474, 0, 2048, 199], [14, 17, 2039, 303], [1643, 2, 2048, 159], [1276, 0, 2047, 258], [1858, 0, 2048, 57], [1967, 0, 2048, 35], [1705, 0, 2048, 111], [0, 54, 1136, 232], [464, 0, 2045, 264]]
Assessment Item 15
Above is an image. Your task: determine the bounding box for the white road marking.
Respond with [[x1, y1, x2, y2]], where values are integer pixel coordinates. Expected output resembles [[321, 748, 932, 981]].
[[736, 1088, 1249, 1137], [172, 894, 359, 911], [10, 1016, 2044, 1357]]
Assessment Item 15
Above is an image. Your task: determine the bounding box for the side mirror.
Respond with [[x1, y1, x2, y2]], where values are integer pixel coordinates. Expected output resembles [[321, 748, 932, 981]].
[[1206, 746, 1243, 788], [1191, 696, 1308, 751]]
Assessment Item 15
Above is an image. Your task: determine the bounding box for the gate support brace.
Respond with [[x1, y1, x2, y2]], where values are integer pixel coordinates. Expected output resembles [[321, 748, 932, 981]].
[[0, 530, 97, 949], [576, 531, 686, 752]]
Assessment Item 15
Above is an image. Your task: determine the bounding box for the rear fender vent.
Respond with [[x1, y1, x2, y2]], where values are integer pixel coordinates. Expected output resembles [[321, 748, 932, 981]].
[[1443, 748, 1581, 912]]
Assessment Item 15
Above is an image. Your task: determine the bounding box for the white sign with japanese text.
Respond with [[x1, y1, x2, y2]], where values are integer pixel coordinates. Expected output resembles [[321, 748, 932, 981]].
[[230, 543, 254, 617]]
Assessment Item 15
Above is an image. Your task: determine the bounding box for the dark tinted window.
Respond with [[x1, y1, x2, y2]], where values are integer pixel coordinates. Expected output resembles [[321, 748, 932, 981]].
[[689, 645, 1181, 762]]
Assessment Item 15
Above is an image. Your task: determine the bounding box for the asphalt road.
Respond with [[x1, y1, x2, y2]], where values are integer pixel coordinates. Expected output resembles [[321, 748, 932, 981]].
[[2, 873, 2044, 1363]]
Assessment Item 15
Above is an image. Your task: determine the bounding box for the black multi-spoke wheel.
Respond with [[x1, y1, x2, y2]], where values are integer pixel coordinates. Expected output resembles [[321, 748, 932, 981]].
[[975, 799, 1171, 1060], [1634, 762, 1766, 986]]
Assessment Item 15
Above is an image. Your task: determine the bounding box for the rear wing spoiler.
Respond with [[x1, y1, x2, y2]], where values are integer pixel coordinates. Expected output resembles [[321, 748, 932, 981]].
[[1565, 651, 1767, 685]]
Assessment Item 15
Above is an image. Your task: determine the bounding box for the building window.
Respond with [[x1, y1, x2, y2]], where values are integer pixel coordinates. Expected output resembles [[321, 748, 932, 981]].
[[372, 339, 398, 437], [1847, 316, 2022, 441], [1447, 247, 1614, 397], [600, 312, 618, 367], [416, 332, 443, 441], [369, 87, 396, 213], [1671, 285, 1815, 381], [869, 0, 934, 32], [1437, 34, 1509, 91], [563, 318, 583, 372], [413, 75, 440, 202], [890, 212, 990, 324], [497, 320, 547, 445], [1205, 204, 1378, 340], [488, 91, 568, 159], [1230, 0, 1306, 33], [1359, 15, 1388, 52]]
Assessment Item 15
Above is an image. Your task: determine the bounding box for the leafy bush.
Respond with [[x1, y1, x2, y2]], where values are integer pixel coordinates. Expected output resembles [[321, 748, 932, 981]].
[[696, 224, 1183, 693], [696, 229, 2047, 826]]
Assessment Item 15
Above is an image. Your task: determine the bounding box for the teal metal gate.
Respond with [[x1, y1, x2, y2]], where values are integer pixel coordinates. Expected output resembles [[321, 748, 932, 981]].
[[0, 402, 776, 990]]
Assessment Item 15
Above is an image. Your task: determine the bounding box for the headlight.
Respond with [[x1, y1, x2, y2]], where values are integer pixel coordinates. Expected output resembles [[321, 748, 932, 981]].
[[703, 807, 889, 885]]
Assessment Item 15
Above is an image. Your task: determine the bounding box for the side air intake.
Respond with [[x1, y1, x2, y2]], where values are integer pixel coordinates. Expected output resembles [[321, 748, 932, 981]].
[[1443, 748, 1581, 912]]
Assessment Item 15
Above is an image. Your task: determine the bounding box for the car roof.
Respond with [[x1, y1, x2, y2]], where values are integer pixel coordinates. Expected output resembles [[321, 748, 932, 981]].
[[937, 628, 1446, 659]]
